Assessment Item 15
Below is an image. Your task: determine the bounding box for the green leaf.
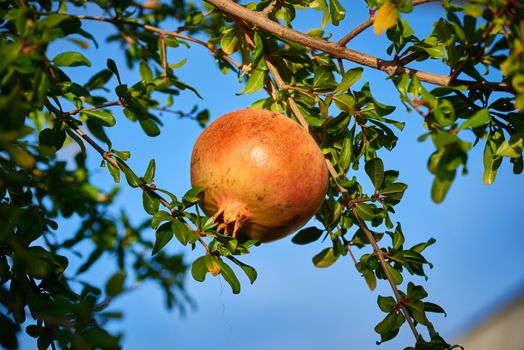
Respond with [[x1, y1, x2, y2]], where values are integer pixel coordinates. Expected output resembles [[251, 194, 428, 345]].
[[333, 94, 355, 113], [218, 260, 241, 294], [333, 68, 363, 94], [182, 187, 203, 206], [53, 51, 91, 67], [363, 270, 377, 291], [240, 69, 265, 94], [464, 2, 483, 17], [355, 202, 375, 221], [139, 61, 153, 82], [169, 58, 187, 70], [313, 67, 336, 90], [151, 210, 172, 229], [312, 247, 338, 268], [377, 295, 397, 313], [86, 69, 113, 90], [339, 136, 353, 170], [171, 220, 194, 246], [365, 158, 385, 189], [105, 272, 126, 297], [385, 263, 403, 285], [329, 0, 346, 25], [152, 222, 173, 255], [107, 162, 120, 183], [83, 110, 116, 127], [431, 173, 454, 203], [374, 311, 405, 336], [392, 233, 405, 254], [483, 130, 503, 185], [8, 146, 35, 169], [220, 28, 238, 55], [106, 58, 121, 83], [457, 108, 490, 130], [380, 183, 407, 200], [227, 256, 257, 284], [139, 118, 161, 137], [142, 191, 160, 215], [496, 133, 524, 158], [156, 188, 179, 204], [0, 314, 19, 349], [410, 237, 436, 253], [291, 227, 324, 245], [424, 302, 447, 316], [143, 159, 156, 184], [191, 256, 208, 282], [115, 158, 142, 188]]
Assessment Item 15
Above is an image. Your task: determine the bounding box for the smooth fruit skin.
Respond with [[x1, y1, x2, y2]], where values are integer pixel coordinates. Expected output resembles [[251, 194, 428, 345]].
[[190, 109, 328, 242]]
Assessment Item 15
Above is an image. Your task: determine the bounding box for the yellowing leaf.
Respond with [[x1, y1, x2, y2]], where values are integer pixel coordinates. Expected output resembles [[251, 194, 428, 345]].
[[373, 2, 400, 35], [205, 256, 221, 276]]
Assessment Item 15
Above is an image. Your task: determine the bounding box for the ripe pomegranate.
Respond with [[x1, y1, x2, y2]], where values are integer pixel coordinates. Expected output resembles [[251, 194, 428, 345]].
[[190, 109, 328, 242]]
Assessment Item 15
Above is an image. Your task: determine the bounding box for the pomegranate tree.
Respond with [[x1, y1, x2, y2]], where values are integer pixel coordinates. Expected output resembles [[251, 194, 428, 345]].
[[190, 109, 328, 242]]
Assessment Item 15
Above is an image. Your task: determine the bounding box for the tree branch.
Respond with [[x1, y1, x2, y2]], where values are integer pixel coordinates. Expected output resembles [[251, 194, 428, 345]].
[[43, 100, 190, 223], [204, 0, 513, 93], [159, 33, 168, 80], [351, 206, 420, 340], [37, 12, 242, 70], [264, 45, 420, 341], [338, 18, 374, 46], [264, 58, 309, 131]]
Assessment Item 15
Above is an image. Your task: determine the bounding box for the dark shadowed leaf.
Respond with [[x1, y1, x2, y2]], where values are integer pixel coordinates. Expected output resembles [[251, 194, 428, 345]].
[[365, 158, 385, 189], [292, 227, 324, 244], [152, 223, 173, 255], [105, 272, 126, 297]]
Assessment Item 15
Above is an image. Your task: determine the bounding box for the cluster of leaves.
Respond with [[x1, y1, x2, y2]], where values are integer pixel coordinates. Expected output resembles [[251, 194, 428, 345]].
[[199, 0, 520, 348], [385, 1, 524, 202], [0, 0, 208, 348], [0, 0, 522, 349]]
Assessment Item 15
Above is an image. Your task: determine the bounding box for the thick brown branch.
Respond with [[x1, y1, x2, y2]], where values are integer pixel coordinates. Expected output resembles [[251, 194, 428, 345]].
[[351, 206, 420, 340], [204, 0, 512, 92]]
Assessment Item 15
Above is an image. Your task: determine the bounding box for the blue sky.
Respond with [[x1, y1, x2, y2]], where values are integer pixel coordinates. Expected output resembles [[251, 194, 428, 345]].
[[20, 2, 524, 349]]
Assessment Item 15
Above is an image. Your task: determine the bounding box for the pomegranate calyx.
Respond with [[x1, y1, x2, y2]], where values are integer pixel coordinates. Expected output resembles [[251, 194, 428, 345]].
[[213, 199, 251, 238]]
